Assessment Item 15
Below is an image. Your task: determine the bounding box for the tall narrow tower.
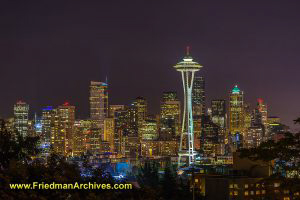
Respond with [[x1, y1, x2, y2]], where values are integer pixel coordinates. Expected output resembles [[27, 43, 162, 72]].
[[174, 47, 202, 167]]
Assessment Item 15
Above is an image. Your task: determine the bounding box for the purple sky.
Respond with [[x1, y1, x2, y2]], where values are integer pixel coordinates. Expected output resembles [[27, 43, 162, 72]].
[[1, 1, 300, 130]]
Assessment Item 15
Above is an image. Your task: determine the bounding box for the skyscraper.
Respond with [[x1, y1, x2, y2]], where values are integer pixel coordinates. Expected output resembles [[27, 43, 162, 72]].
[[51, 102, 75, 156], [211, 99, 226, 129], [13, 101, 29, 137], [192, 76, 205, 117], [104, 118, 115, 153], [89, 81, 108, 131], [229, 85, 244, 135], [141, 118, 158, 140], [174, 47, 202, 167], [132, 97, 147, 140], [39, 106, 54, 157], [257, 98, 268, 129], [160, 91, 181, 138]]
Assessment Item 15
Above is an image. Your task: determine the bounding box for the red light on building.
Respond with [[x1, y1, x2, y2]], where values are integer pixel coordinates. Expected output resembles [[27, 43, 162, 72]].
[[257, 98, 263, 104], [63, 101, 70, 106]]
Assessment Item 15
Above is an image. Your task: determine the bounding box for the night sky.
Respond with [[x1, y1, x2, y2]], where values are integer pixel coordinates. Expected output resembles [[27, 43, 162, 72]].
[[1, 1, 300, 130]]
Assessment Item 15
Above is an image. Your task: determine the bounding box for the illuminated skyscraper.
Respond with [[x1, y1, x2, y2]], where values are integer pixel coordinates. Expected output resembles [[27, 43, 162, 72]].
[[257, 98, 268, 128], [174, 47, 202, 167], [51, 102, 75, 156], [229, 85, 244, 135], [41, 106, 54, 151], [13, 101, 29, 137], [114, 110, 129, 155], [211, 99, 226, 129], [104, 118, 115, 153], [141, 119, 158, 140], [160, 91, 181, 138], [89, 81, 108, 131], [192, 76, 205, 117], [132, 97, 147, 140]]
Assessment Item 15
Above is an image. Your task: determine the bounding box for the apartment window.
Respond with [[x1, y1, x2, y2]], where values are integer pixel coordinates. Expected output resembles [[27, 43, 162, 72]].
[[195, 179, 198, 183], [234, 184, 238, 188], [283, 197, 290, 200], [250, 191, 254, 195], [230, 192, 233, 196], [244, 191, 249, 196], [244, 184, 248, 189], [274, 182, 280, 187], [234, 191, 238, 196], [262, 190, 266, 194], [229, 184, 233, 188], [256, 184, 260, 188], [256, 191, 260, 195]]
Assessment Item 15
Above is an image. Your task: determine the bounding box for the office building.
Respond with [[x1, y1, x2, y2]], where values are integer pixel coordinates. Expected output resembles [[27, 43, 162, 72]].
[[13, 101, 29, 137], [229, 85, 244, 135]]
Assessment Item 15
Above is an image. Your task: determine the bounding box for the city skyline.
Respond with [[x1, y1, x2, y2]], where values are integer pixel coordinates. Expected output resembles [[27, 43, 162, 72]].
[[1, 1, 300, 130]]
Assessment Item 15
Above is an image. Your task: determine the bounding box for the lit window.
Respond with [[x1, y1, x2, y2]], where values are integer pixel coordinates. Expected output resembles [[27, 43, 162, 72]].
[[229, 184, 233, 188], [256, 184, 260, 188], [244, 191, 249, 196], [262, 190, 266, 194], [234, 191, 238, 196], [234, 184, 238, 188], [245, 184, 248, 188], [256, 191, 260, 195], [283, 197, 290, 200], [251, 191, 254, 195], [230, 192, 233, 196], [274, 183, 280, 187], [195, 179, 198, 183]]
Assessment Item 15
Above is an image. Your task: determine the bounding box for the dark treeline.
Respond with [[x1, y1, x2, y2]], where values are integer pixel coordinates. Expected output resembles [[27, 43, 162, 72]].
[[0, 119, 202, 200]]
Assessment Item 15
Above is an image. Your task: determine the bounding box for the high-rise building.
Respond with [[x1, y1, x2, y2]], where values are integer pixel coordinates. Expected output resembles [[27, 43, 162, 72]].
[[89, 81, 108, 155], [192, 76, 205, 117], [114, 110, 129, 155], [243, 103, 252, 130], [128, 97, 147, 143], [104, 118, 115, 153], [133, 97, 147, 127], [160, 91, 181, 138], [73, 119, 92, 156], [211, 100, 226, 129], [200, 116, 220, 157], [89, 81, 108, 131], [109, 105, 125, 118], [229, 85, 244, 135], [51, 102, 75, 156], [41, 106, 54, 152], [257, 98, 268, 128], [141, 119, 158, 140], [174, 47, 202, 167], [13, 101, 29, 137], [245, 126, 264, 148], [73, 120, 86, 157]]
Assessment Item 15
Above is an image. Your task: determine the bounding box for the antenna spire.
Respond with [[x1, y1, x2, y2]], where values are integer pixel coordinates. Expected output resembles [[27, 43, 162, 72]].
[[186, 46, 190, 56]]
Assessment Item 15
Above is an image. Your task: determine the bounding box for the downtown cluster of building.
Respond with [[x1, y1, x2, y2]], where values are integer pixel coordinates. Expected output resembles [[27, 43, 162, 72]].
[[5, 77, 288, 165]]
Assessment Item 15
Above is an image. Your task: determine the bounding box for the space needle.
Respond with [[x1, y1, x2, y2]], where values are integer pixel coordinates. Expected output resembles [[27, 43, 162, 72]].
[[174, 47, 203, 167]]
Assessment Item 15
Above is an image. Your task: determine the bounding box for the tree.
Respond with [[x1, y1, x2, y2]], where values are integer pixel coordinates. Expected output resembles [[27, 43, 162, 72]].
[[239, 118, 300, 198], [0, 119, 40, 170]]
